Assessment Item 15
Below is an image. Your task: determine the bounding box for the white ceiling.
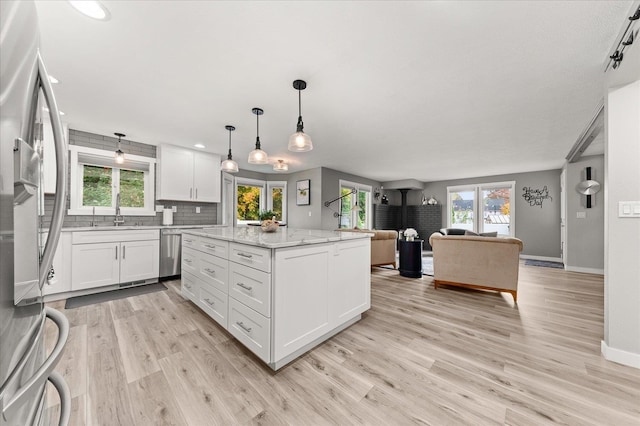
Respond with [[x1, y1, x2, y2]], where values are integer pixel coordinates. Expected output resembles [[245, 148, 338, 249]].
[[34, 1, 630, 182]]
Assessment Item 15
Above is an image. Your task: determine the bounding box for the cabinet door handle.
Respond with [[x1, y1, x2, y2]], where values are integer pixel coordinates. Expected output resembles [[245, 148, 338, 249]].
[[195, 188, 198, 199], [237, 252, 253, 259], [237, 282, 253, 291], [115, 246, 118, 260], [204, 268, 216, 275], [190, 188, 193, 199], [123, 245, 126, 259], [236, 321, 252, 333], [204, 298, 214, 306]]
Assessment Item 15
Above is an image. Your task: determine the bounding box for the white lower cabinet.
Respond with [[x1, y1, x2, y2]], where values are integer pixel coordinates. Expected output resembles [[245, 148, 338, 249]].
[[71, 230, 159, 291], [228, 297, 271, 362], [181, 233, 371, 370]]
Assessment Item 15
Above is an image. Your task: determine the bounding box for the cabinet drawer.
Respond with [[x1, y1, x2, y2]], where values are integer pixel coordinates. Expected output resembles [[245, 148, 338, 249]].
[[182, 247, 199, 276], [229, 262, 271, 317], [198, 282, 228, 329], [197, 238, 228, 259], [230, 243, 271, 273], [181, 271, 198, 301], [228, 298, 270, 363], [182, 234, 198, 249], [198, 252, 228, 294]]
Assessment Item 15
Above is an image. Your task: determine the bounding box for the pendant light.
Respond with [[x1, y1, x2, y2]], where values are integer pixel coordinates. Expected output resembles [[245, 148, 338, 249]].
[[273, 159, 288, 172], [288, 79, 313, 152], [114, 132, 125, 164], [248, 107, 268, 164], [220, 125, 239, 173]]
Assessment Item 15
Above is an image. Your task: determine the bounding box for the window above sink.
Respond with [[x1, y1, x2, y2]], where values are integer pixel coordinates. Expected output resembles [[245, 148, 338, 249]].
[[68, 145, 156, 216]]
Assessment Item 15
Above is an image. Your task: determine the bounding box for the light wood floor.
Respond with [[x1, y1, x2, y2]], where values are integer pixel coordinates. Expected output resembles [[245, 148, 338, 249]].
[[45, 263, 640, 425]]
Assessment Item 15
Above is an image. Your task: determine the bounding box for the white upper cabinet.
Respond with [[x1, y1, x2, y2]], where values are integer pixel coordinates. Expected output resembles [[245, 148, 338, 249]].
[[157, 144, 221, 202]]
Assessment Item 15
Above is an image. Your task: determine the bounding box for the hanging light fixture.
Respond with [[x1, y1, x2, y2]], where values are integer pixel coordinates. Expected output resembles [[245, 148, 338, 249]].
[[220, 125, 239, 173], [273, 159, 289, 172], [114, 132, 125, 164], [248, 107, 268, 164], [288, 79, 313, 152]]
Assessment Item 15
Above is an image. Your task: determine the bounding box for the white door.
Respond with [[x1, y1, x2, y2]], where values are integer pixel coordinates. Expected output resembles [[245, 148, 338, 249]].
[[193, 152, 221, 202], [120, 239, 160, 283], [71, 242, 120, 290]]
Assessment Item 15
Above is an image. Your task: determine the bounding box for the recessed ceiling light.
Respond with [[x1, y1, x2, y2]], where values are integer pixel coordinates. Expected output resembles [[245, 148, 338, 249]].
[[68, 1, 111, 21], [48, 76, 59, 84], [194, 143, 206, 149]]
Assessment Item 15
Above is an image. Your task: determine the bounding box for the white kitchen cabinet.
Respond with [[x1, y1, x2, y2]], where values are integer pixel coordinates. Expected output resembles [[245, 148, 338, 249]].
[[119, 239, 160, 283], [157, 144, 221, 202], [71, 230, 159, 291], [181, 230, 371, 369], [71, 242, 120, 290]]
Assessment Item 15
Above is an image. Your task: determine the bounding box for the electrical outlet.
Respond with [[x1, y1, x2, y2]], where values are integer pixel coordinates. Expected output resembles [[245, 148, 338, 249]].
[[308, 211, 312, 217], [576, 211, 586, 219], [196, 207, 201, 214], [172, 206, 177, 213]]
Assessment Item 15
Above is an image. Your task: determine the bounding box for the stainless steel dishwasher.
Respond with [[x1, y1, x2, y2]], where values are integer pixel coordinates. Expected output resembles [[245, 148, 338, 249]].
[[160, 229, 182, 278]]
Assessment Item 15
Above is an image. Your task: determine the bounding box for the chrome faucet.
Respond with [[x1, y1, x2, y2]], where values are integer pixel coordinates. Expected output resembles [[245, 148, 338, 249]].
[[114, 193, 125, 226]]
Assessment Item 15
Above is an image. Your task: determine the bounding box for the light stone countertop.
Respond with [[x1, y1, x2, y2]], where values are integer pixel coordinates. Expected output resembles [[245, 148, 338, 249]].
[[183, 227, 373, 249], [58, 224, 225, 232]]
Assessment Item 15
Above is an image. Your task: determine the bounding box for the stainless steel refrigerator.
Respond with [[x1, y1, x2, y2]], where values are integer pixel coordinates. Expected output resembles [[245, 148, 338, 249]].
[[1, 1, 71, 425]]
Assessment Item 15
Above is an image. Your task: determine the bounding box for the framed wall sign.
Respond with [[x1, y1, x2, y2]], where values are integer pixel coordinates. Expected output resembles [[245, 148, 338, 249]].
[[296, 179, 310, 205]]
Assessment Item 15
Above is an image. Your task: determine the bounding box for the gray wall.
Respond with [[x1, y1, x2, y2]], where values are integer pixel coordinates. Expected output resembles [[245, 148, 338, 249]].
[[285, 167, 322, 229], [565, 155, 604, 270], [421, 169, 562, 258], [44, 129, 218, 228]]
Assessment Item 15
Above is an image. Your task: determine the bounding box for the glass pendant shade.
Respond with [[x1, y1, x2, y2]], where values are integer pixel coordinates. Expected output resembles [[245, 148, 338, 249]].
[[221, 158, 238, 173], [248, 147, 268, 164], [288, 130, 313, 152], [221, 125, 239, 173]]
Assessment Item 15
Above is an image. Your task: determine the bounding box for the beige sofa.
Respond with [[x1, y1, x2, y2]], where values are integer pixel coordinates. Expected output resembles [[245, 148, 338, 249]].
[[428, 232, 523, 301], [336, 229, 398, 268]]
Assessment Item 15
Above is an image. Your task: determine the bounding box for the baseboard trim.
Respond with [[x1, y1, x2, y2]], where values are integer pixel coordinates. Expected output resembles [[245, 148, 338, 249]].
[[520, 254, 563, 263], [565, 265, 604, 275], [601, 340, 640, 369]]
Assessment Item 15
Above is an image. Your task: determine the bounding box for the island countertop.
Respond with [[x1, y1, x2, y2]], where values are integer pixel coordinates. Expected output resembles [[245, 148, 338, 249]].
[[182, 227, 372, 249]]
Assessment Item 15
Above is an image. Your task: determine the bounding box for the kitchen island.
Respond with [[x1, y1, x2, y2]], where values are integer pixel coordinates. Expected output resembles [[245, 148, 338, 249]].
[[181, 227, 372, 370]]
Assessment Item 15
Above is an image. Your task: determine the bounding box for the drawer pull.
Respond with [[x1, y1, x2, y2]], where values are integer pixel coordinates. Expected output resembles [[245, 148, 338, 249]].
[[237, 282, 253, 291], [184, 239, 194, 243], [237, 252, 253, 259], [184, 259, 193, 264], [204, 244, 217, 249], [236, 321, 252, 333], [185, 283, 192, 289], [204, 298, 214, 306], [204, 268, 216, 275]]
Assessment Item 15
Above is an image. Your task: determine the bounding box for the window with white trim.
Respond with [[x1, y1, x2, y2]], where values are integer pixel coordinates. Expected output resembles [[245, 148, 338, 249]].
[[338, 180, 372, 229], [447, 181, 515, 236], [68, 145, 156, 216], [235, 177, 287, 224]]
